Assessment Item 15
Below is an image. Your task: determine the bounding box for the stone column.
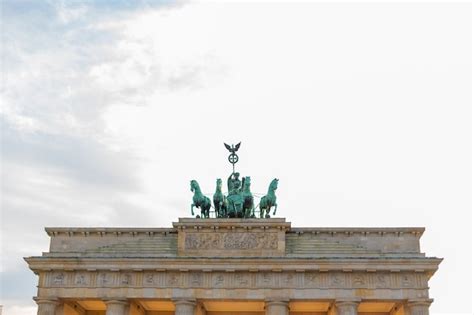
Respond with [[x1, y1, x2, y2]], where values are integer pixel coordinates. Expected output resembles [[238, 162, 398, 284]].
[[265, 300, 289, 315], [105, 300, 129, 315], [406, 299, 433, 315], [334, 299, 360, 315], [34, 298, 59, 315], [173, 299, 196, 315]]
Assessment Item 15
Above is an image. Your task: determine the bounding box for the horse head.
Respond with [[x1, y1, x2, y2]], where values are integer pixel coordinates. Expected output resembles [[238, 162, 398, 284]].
[[190, 180, 198, 192], [244, 176, 251, 189], [216, 178, 222, 190], [270, 178, 279, 191]]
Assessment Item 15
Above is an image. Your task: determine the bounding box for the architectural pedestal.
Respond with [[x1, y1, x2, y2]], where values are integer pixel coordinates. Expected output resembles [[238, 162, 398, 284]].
[[174, 299, 197, 315], [265, 300, 289, 315]]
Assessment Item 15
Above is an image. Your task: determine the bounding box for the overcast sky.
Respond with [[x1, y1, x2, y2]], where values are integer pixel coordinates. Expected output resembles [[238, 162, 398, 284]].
[[0, 1, 472, 315]]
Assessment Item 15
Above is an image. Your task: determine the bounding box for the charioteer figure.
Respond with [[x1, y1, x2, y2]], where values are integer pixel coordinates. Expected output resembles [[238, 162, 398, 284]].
[[227, 172, 244, 217]]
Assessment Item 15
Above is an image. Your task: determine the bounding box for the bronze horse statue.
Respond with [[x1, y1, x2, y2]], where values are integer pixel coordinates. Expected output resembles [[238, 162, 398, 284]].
[[242, 176, 254, 218], [190, 180, 211, 218], [259, 178, 278, 218], [213, 178, 227, 218]]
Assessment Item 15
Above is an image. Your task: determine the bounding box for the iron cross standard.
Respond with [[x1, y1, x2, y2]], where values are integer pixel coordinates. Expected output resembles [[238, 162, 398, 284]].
[[224, 142, 241, 173]]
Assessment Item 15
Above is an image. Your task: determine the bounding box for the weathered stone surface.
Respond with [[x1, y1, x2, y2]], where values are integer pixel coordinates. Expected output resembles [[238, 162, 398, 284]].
[[43, 221, 426, 258], [175, 218, 289, 257], [25, 218, 442, 314]]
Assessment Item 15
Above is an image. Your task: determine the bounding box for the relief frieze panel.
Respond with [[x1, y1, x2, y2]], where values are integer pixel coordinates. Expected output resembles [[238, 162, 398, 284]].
[[143, 272, 155, 286], [184, 232, 278, 250], [166, 272, 182, 287], [257, 272, 276, 287], [375, 273, 390, 288], [212, 272, 226, 287], [351, 273, 368, 288], [97, 272, 114, 287], [74, 272, 90, 286], [304, 272, 321, 287], [42, 270, 427, 290]]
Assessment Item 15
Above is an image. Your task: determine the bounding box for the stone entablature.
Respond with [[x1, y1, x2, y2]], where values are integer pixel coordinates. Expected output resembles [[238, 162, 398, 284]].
[[26, 218, 442, 315], [43, 219, 425, 258]]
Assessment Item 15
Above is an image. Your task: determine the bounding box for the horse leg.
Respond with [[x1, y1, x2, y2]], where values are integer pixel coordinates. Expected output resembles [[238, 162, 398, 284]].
[[273, 203, 278, 216], [191, 204, 195, 216]]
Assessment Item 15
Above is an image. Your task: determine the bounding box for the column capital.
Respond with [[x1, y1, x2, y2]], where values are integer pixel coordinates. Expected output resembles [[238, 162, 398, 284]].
[[407, 299, 434, 307], [334, 298, 361, 307], [265, 299, 290, 305], [172, 299, 197, 307], [104, 299, 129, 306]]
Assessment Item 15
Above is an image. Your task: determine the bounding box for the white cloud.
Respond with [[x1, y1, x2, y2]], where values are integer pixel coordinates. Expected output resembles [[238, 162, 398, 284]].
[[2, 305, 37, 315], [54, 1, 88, 24]]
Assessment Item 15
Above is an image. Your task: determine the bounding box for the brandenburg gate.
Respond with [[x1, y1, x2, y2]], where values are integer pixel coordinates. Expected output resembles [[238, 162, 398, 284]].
[[26, 144, 442, 315]]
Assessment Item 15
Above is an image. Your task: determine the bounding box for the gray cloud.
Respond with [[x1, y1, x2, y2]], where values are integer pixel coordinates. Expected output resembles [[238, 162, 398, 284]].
[[1, 0, 190, 306], [1, 118, 138, 191]]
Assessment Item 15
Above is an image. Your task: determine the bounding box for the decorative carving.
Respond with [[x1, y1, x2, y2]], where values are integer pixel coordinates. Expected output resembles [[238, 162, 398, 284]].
[[167, 273, 180, 286], [305, 273, 320, 286], [53, 273, 64, 285], [401, 273, 413, 287], [98, 273, 111, 286], [258, 272, 275, 287], [121, 274, 132, 285], [330, 274, 344, 286], [352, 274, 366, 286], [189, 273, 202, 286], [213, 273, 225, 286], [375, 273, 389, 288], [235, 273, 250, 287], [144, 273, 154, 285], [75, 273, 87, 286], [281, 272, 294, 287], [184, 232, 278, 250]]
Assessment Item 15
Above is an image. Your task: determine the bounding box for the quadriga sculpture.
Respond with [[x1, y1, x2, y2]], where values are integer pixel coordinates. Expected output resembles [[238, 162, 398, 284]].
[[259, 178, 278, 218], [190, 180, 211, 218], [213, 178, 227, 218]]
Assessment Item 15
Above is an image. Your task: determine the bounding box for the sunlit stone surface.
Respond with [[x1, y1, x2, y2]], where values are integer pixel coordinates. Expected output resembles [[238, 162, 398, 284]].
[[25, 218, 442, 315]]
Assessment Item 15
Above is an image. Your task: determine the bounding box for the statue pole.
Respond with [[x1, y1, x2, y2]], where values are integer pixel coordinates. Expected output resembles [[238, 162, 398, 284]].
[[224, 142, 240, 174]]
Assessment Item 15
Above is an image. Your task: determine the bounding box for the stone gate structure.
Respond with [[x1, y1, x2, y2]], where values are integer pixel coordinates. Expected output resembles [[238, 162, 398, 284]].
[[25, 218, 442, 315]]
